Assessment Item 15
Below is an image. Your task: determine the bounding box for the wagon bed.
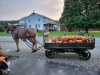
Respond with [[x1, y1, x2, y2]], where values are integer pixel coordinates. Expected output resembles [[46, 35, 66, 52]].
[[43, 37, 95, 60], [44, 42, 95, 50]]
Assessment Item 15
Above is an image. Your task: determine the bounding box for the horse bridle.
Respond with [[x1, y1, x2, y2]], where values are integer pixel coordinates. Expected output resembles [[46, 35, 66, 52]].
[[10, 26, 17, 34]]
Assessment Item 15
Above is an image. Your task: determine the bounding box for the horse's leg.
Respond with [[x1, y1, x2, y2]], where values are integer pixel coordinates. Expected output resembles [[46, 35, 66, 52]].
[[33, 37, 37, 50], [27, 37, 37, 52], [15, 39, 20, 52]]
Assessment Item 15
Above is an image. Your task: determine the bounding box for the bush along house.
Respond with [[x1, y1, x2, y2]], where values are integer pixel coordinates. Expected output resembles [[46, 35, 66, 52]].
[[19, 11, 60, 31]]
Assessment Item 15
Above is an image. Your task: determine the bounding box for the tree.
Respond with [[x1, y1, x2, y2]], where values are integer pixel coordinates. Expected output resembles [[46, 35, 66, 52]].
[[60, 0, 81, 32], [60, 0, 100, 33], [0, 25, 4, 32], [0, 20, 19, 32]]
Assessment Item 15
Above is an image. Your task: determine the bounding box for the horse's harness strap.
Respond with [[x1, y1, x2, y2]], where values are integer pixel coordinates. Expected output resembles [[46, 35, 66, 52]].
[[11, 27, 44, 51], [11, 26, 17, 34]]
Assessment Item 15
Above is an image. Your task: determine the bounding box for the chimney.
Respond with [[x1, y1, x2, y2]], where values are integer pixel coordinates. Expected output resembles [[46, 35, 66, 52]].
[[33, 10, 35, 14]]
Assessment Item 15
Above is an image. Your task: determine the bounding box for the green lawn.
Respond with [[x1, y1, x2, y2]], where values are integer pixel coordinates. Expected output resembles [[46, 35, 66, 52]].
[[89, 31, 100, 37], [0, 32, 11, 36], [38, 31, 100, 37], [0, 31, 100, 37]]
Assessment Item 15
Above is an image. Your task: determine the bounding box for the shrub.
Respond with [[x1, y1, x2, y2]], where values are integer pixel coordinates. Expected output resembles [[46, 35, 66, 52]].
[[78, 31, 86, 36], [0, 25, 4, 32]]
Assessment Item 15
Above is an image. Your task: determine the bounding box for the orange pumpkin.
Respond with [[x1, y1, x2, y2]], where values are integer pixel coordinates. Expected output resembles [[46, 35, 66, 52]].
[[68, 40, 72, 43], [0, 51, 4, 56], [61, 36, 69, 42], [56, 40, 62, 43], [76, 40, 83, 43], [74, 36, 77, 40], [82, 36, 89, 42], [0, 57, 5, 62], [77, 36, 82, 40], [69, 40, 76, 43], [70, 36, 73, 40]]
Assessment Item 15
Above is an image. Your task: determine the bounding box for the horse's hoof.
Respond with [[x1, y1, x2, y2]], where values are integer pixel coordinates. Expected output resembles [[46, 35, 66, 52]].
[[16, 50, 19, 52], [32, 50, 37, 53]]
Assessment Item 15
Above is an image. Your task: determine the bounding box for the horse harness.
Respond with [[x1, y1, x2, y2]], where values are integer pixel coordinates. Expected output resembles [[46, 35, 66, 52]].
[[11, 27, 44, 52]]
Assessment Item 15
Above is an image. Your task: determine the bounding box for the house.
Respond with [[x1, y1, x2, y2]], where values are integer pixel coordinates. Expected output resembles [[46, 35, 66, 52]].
[[19, 11, 60, 31]]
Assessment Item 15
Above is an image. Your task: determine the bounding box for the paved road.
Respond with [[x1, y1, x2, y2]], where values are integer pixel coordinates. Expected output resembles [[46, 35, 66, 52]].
[[0, 36, 100, 75], [8, 58, 99, 75]]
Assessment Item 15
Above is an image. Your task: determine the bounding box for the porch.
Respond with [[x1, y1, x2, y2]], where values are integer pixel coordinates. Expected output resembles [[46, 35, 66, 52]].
[[43, 23, 54, 31]]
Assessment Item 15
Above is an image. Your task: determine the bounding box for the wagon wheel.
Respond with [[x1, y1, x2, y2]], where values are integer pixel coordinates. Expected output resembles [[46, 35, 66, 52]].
[[45, 50, 55, 58], [79, 50, 91, 60], [0, 70, 3, 75]]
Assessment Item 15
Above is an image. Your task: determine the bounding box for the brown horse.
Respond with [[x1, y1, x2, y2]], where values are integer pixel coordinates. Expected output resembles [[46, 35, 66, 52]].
[[5, 23, 37, 52]]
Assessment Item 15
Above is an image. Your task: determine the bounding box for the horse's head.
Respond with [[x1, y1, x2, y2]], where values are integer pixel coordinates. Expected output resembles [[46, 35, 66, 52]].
[[5, 23, 12, 32], [5, 23, 17, 33]]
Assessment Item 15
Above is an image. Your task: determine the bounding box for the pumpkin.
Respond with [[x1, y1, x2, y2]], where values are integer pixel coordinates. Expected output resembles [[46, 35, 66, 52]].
[[69, 40, 73, 43], [0, 51, 4, 56], [76, 40, 83, 43], [0, 57, 5, 62], [74, 36, 77, 41], [61, 36, 69, 42], [56, 40, 62, 43], [82, 36, 89, 42], [77, 36, 82, 40], [69, 40, 76, 43], [69, 36, 73, 40]]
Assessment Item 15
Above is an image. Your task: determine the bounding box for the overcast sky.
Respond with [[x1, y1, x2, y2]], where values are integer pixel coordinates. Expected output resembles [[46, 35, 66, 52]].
[[0, 0, 64, 20]]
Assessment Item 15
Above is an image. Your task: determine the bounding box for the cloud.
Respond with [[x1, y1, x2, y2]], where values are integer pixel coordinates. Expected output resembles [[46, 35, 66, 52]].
[[0, 0, 64, 20]]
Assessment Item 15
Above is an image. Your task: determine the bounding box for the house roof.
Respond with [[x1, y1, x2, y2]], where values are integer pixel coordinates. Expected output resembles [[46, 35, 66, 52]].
[[19, 16, 27, 20], [19, 12, 54, 21]]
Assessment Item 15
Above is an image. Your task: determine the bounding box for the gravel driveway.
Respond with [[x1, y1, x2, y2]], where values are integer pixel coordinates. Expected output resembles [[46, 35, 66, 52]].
[[0, 36, 100, 73]]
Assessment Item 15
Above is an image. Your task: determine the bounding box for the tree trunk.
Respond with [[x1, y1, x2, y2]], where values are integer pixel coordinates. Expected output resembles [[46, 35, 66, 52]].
[[85, 28, 88, 33], [78, 28, 81, 32], [68, 28, 72, 32]]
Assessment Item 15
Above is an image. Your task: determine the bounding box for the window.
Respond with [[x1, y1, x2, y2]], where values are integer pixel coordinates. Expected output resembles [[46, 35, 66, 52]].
[[44, 19, 45, 22], [35, 24, 37, 28], [29, 25, 31, 27], [24, 25, 27, 28], [38, 18, 40, 21], [29, 19, 30, 22], [38, 24, 40, 28]]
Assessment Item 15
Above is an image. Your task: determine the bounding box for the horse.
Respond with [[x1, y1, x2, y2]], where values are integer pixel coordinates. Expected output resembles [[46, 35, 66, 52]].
[[5, 23, 37, 52]]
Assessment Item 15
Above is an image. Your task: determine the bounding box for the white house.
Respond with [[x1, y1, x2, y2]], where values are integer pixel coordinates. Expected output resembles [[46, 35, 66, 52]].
[[19, 12, 60, 31]]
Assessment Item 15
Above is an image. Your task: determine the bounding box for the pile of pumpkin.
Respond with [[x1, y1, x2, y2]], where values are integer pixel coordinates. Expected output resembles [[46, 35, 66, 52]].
[[44, 35, 89, 43]]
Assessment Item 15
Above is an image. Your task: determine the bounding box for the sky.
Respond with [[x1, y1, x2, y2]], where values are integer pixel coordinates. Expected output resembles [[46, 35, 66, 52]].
[[0, 0, 64, 20]]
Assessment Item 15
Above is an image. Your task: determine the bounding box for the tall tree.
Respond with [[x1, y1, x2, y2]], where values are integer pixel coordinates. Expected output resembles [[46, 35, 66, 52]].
[[60, 0, 100, 33]]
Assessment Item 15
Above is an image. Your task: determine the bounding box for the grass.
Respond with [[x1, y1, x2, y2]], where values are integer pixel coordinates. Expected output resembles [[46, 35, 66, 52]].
[[0, 32, 11, 36], [0, 31, 100, 37], [89, 31, 100, 37], [38, 31, 100, 37], [47, 31, 78, 36]]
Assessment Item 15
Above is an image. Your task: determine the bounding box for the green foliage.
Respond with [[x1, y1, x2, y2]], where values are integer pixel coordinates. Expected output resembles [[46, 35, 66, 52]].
[[60, 0, 100, 33], [0, 25, 4, 32], [0, 20, 19, 32], [78, 31, 86, 36], [0, 32, 11, 36]]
